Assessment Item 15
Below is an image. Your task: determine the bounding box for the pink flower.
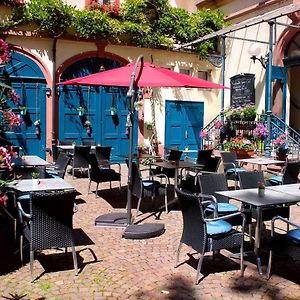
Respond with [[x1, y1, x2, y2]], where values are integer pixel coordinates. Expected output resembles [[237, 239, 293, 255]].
[[254, 122, 269, 139], [0, 192, 8, 206], [199, 129, 211, 141], [214, 120, 223, 129], [2, 110, 22, 129], [0, 39, 10, 65]]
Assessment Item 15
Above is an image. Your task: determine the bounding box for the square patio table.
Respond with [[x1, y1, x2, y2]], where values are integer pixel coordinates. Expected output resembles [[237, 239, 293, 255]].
[[216, 188, 300, 251], [8, 178, 75, 193], [151, 160, 204, 189], [12, 155, 50, 167], [237, 157, 285, 171], [57, 145, 96, 152]]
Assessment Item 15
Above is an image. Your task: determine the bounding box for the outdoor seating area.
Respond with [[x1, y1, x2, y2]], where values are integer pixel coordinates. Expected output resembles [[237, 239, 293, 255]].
[[1, 148, 300, 298]]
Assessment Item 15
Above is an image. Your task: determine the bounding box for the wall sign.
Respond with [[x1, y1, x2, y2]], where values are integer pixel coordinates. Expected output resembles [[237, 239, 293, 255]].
[[230, 73, 255, 107]]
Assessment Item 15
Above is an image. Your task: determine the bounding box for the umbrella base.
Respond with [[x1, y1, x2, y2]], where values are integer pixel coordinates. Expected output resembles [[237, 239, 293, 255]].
[[95, 212, 128, 228], [123, 223, 165, 239]]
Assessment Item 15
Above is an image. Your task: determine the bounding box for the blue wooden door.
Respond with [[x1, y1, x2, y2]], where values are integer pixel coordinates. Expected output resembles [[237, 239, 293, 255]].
[[0, 52, 47, 158], [165, 100, 204, 158], [59, 58, 137, 161]]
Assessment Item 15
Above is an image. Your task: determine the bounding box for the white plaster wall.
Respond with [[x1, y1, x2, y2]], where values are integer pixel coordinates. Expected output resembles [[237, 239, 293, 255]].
[[223, 15, 289, 116], [106, 44, 222, 145]]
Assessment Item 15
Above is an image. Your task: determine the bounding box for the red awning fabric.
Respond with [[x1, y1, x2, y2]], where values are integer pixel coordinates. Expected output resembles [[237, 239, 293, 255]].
[[59, 61, 228, 89]]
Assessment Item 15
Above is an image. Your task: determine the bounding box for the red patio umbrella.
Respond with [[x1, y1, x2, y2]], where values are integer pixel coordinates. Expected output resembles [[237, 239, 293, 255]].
[[59, 57, 227, 237], [60, 61, 228, 89]]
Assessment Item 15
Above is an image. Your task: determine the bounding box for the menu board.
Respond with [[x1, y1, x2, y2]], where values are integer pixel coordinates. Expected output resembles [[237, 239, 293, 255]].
[[230, 73, 255, 107]]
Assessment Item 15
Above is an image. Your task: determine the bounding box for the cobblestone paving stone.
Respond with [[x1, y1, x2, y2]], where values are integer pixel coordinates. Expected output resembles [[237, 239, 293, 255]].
[[1, 164, 300, 299]]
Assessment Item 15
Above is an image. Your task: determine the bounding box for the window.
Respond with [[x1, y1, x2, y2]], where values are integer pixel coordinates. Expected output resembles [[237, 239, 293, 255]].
[[179, 68, 190, 76], [198, 70, 210, 81]]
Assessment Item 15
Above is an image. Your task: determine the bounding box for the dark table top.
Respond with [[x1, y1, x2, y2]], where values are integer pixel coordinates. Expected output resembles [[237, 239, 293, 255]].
[[12, 155, 50, 167], [216, 187, 300, 207], [151, 160, 203, 170]]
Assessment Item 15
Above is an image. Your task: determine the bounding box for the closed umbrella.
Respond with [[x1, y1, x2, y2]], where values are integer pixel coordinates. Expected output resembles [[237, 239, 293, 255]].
[[60, 56, 227, 238]]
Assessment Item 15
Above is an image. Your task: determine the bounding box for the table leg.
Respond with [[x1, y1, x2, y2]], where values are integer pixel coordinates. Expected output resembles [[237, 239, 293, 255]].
[[255, 207, 263, 275]]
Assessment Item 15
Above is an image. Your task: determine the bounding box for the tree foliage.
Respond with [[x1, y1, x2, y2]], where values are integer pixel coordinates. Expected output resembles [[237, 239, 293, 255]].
[[0, 0, 226, 57]]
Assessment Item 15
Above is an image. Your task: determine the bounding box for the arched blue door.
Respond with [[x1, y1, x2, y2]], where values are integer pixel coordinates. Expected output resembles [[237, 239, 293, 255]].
[[0, 52, 47, 158], [59, 57, 137, 161]]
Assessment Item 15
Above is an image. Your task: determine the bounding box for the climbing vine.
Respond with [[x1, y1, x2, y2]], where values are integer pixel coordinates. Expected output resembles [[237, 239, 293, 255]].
[[0, 0, 226, 57]]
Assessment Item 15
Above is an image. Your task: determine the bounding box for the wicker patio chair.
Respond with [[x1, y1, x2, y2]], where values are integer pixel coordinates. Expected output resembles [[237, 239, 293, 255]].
[[72, 145, 91, 179], [266, 216, 300, 279], [46, 152, 71, 179], [175, 188, 245, 284], [88, 153, 121, 198], [95, 146, 112, 167], [126, 159, 169, 218], [198, 173, 240, 215], [151, 149, 183, 181], [220, 151, 246, 189], [17, 190, 78, 281], [267, 160, 300, 185]]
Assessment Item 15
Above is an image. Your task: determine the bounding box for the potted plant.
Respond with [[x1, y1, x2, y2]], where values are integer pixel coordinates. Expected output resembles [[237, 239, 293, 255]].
[[225, 106, 243, 121], [31, 171, 40, 186], [34, 119, 41, 135], [77, 106, 85, 116], [224, 137, 255, 158], [144, 121, 152, 130], [254, 122, 269, 154], [110, 106, 117, 115], [18, 105, 27, 115], [242, 104, 256, 121], [134, 100, 143, 111], [273, 134, 289, 160], [84, 120, 91, 134]]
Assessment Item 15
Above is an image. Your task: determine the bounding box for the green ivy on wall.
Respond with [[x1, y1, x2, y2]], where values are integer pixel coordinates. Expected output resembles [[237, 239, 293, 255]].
[[0, 0, 226, 57]]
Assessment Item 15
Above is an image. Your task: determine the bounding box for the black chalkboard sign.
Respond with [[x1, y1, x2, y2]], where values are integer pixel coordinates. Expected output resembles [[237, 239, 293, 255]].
[[230, 73, 255, 107]]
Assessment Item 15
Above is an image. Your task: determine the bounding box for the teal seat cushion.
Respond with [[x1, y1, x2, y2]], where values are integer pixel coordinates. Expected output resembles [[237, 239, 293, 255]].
[[227, 167, 246, 174], [17, 194, 30, 201], [206, 220, 232, 236], [287, 229, 300, 244], [142, 180, 160, 190], [268, 175, 283, 185], [206, 202, 239, 213]]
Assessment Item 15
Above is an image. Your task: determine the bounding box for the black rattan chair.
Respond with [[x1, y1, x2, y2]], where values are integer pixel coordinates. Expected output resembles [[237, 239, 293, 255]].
[[198, 173, 240, 215], [151, 149, 183, 181], [88, 153, 121, 198], [17, 190, 78, 281], [220, 151, 246, 189], [267, 216, 300, 279], [180, 156, 221, 193], [72, 145, 91, 179], [267, 160, 300, 185], [175, 188, 245, 284], [46, 152, 71, 179], [127, 159, 169, 218], [95, 146, 112, 167]]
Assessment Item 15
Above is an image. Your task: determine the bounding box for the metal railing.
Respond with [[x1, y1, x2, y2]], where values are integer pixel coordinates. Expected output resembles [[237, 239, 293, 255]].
[[200, 113, 300, 159]]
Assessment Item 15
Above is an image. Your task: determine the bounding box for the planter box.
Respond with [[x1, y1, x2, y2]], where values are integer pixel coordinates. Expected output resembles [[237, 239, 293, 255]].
[[232, 149, 255, 159]]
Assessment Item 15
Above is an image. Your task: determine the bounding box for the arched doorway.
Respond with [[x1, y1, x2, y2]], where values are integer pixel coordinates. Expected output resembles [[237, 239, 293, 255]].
[[0, 51, 47, 158], [59, 57, 137, 160]]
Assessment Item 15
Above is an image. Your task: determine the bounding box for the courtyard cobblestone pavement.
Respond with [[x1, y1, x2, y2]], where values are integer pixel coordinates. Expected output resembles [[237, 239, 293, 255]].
[[1, 164, 300, 299]]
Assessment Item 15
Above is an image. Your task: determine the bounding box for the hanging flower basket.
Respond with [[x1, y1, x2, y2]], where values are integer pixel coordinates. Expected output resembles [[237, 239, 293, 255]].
[[77, 106, 85, 116], [18, 105, 27, 115], [110, 106, 117, 115]]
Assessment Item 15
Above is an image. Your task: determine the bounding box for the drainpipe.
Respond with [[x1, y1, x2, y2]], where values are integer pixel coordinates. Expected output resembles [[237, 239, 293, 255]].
[[220, 35, 226, 122], [265, 21, 274, 158], [52, 38, 57, 160]]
